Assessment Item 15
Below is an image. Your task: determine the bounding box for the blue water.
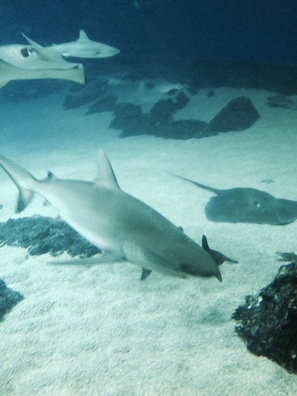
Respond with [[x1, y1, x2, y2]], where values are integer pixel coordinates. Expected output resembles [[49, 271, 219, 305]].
[[1, 2, 297, 395], [1, 1, 297, 63]]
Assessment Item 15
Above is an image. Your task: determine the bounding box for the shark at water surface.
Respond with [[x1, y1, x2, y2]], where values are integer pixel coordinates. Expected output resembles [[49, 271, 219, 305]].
[[0, 150, 236, 281], [49, 30, 120, 59]]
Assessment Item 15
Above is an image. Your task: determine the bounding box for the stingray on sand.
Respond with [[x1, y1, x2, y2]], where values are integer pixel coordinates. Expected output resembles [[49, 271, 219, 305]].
[[173, 175, 297, 225]]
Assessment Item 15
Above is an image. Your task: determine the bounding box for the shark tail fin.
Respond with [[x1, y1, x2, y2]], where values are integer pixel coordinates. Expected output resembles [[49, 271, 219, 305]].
[[0, 153, 36, 213]]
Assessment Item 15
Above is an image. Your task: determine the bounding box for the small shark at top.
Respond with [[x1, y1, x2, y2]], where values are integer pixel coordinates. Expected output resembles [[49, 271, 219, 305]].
[[49, 30, 120, 59], [0, 150, 236, 282]]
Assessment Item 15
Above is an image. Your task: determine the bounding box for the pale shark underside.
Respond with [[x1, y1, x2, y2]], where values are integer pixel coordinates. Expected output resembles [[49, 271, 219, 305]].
[[0, 150, 233, 281]]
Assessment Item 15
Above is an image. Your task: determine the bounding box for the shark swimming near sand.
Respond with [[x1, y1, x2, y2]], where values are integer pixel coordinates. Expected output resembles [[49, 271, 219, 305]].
[[48, 30, 120, 59], [0, 150, 236, 281], [0, 35, 85, 88]]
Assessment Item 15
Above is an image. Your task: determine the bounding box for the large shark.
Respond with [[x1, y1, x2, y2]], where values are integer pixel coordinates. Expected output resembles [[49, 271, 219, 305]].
[[0, 35, 85, 88], [49, 30, 120, 59], [0, 150, 235, 281]]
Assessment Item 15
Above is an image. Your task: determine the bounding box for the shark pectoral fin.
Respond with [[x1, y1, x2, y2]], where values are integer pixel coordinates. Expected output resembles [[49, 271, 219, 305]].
[[141, 268, 152, 280], [17, 189, 34, 213]]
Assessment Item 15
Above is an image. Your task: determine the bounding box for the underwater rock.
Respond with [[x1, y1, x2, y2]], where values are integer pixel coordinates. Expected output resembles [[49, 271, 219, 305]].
[[112, 96, 258, 139], [209, 96, 259, 132], [149, 92, 190, 124], [62, 72, 259, 139], [63, 79, 108, 109], [110, 94, 210, 139], [233, 257, 297, 374], [86, 94, 118, 114], [114, 108, 210, 139], [0, 279, 24, 321], [0, 216, 100, 258], [155, 119, 210, 139], [110, 103, 145, 135], [267, 94, 297, 110], [149, 98, 177, 124]]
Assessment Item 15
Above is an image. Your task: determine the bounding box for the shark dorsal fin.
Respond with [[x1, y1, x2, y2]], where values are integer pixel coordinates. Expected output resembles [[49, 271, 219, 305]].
[[78, 30, 89, 41], [47, 171, 57, 180], [95, 149, 120, 189]]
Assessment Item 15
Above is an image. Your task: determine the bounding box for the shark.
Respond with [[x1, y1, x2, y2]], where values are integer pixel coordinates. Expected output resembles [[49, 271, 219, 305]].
[[48, 30, 120, 59], [0, 35, 85, 88], [0, 150, 236, 281]]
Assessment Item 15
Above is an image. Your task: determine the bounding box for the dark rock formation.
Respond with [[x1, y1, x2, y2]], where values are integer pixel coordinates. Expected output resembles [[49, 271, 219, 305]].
[[114, 96, 258, 139], [233, 254, 297, 374], [0, 216, 100, 258], [209, 97, 259, 132], [110, 103, 209, 139], [63, 80, 109, 110], [62, 71, 259, 139], [86, 95, 118, 114], [0, 279, 24, 321], [267, 94, 297, 110]]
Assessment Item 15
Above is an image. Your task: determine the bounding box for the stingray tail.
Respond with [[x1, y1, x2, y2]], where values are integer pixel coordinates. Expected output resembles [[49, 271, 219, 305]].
[[0, 153, 37, 212], [168, 173, 221, 194]]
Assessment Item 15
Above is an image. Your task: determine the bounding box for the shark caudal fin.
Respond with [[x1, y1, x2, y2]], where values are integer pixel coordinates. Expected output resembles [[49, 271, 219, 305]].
[[0, 153, 36, 212]]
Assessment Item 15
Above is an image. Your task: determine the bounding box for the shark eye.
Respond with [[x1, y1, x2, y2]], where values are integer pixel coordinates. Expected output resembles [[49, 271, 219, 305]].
[[255, 201, 262, 209]]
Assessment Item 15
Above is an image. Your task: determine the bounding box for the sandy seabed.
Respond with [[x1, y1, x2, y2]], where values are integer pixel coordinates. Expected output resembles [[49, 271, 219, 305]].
[[0, 81, 297, 395]]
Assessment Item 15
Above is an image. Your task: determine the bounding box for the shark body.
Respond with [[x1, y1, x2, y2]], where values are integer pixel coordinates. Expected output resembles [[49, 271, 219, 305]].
[[50, 30, 120, 59], [0, 35, 85, 88], [0, 150, 225, 281]]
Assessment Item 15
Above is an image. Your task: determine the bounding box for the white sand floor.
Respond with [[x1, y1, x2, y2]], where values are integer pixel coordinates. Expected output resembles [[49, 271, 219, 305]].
[[0, 82, 297, 395]]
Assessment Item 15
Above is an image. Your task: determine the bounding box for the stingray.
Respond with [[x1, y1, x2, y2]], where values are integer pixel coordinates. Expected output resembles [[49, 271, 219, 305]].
[[0, 34, 85, 88], [173, 175, 297, 225]]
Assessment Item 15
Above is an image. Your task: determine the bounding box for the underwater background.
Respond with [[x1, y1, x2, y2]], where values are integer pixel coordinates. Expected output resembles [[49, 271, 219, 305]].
[[1, 0, 297, 63], [1, 1, 297, 395]]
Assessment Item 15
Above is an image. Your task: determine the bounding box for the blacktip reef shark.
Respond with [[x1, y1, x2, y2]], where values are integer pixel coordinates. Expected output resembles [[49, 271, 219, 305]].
[[0, 151, 237, 281], [172, 174, 297, 225], [0, 34, 85, 88], [48, 30, 120, 59]]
